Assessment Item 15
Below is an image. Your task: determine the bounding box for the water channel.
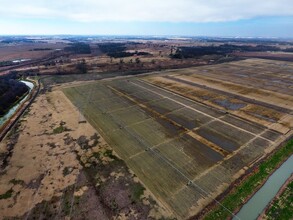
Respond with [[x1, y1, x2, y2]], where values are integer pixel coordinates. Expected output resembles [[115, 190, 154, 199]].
[[0, 80, 34, 126], [234, 154, 293, 220]]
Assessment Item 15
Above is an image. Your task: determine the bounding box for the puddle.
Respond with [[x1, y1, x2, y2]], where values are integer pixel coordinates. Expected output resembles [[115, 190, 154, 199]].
[[213, 99, 247, 110]]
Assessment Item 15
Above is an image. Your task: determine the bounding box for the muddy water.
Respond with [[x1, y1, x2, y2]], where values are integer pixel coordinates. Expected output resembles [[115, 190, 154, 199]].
[[0, 80, 34, 126], [234, 155, 293, 220]]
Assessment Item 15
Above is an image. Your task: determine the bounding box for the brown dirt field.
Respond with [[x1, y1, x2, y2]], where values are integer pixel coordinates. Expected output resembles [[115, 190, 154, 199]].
[[234, 51, 293, 62], [0, 43, 66, 62], [0, 90, 87, 218], [0, 89, 169, 219]]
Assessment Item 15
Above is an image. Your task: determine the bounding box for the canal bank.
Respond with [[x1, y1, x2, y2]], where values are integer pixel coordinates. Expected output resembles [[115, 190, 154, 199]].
[[0, 78, 39, 142], [258, 174, 293, 220], [201, 137, 293, 220], [0, 80, 34, 127], [234, 155, 293, 220]]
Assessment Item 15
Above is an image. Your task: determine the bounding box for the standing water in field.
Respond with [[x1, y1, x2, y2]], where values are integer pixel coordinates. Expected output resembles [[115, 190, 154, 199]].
[[0, 80, 34, 126], [234, 155, 293, 220]]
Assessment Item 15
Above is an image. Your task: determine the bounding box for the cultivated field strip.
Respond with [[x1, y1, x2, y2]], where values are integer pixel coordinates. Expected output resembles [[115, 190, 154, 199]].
[[63, 61, 288, 218], [189, 60, 293, 96], [64, 82, 226, 217], [133, 79, 274, 143], [164, 75, 292, 114], [145, 74, 293, 134]]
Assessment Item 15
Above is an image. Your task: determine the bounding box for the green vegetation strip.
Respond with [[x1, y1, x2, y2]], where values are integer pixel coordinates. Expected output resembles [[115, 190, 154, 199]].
[[131, 184, 145, 203], [203, 138, 293, 220], [0, 189, 13, 200]]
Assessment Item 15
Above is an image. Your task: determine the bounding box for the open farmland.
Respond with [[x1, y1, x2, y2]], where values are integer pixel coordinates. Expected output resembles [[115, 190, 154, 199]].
[[0, 42, 66, 62], [63, 59, 292, 219]]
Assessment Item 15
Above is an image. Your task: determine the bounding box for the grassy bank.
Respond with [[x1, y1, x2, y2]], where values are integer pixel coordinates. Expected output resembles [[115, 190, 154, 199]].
[[0, 89, 29, 118], [203, 138, 293, 220], [264, 178, 293, 220]]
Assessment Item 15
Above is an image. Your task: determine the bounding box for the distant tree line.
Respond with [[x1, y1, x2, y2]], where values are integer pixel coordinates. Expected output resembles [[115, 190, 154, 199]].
[[29, 48, 53, 51], [75, 60, 88, 74], [98, 43, 150, 58], [64, 43, 91, 54], [203, 38, 293, 46], [0, 72, 29, 116], [170, 44, 284, 59], [283, 48, 293, 52], [0, 61, 15, 68], [0, 38, 34, 44]]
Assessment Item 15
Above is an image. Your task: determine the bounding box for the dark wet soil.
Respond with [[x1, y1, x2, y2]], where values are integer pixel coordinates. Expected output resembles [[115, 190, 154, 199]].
[[212, 99, 247, 110], [196, 128, 239, 152]]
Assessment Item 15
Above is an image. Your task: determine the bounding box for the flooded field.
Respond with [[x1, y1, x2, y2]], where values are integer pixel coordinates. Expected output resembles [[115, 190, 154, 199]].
[[63, 59, 292, 218]]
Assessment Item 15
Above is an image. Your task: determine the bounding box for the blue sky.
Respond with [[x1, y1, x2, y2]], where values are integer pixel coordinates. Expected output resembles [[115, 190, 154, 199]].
[[0, 0, 292, 37]]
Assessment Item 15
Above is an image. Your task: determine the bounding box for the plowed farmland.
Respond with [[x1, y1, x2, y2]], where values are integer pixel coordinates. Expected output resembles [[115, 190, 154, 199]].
[[63, 59, 292, 219]]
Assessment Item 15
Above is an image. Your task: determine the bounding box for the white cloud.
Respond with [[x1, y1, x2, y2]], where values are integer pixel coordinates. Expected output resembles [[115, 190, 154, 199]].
[[0, 0, 292, 22]]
